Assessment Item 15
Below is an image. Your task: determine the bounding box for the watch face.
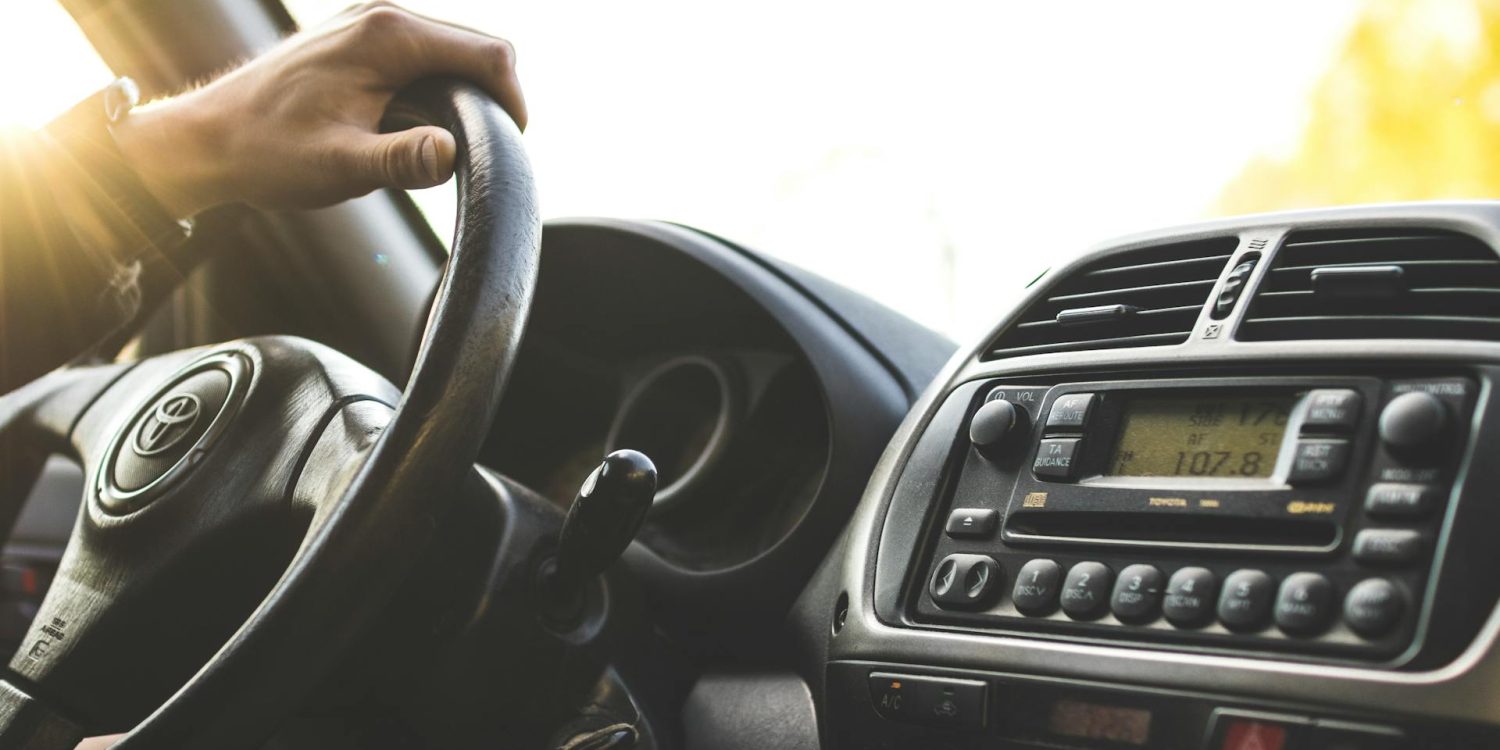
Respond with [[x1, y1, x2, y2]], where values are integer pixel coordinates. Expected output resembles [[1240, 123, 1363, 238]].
[[103, 77, 141, 123]]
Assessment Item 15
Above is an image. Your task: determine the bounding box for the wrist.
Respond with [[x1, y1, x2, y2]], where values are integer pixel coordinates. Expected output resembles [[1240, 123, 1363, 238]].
[[111, 94, 226, 219]]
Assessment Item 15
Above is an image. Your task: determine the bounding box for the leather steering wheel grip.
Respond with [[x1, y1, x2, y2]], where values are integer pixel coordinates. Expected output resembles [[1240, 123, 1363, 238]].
[[100, 79, 541, 747]]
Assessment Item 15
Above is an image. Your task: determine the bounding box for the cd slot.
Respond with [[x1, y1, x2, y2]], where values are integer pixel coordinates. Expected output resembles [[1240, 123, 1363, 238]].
[[1006, 510, 1338, 550]]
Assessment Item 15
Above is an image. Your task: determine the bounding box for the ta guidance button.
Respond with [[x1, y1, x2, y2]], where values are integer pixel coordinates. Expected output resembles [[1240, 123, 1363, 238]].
[[1033, 437, 1082, 481]]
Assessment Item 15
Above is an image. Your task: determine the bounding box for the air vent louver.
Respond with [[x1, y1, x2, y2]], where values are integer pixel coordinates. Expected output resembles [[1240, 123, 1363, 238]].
[[1239, 229, 1500, 342], [984, 237, 1238, 359]]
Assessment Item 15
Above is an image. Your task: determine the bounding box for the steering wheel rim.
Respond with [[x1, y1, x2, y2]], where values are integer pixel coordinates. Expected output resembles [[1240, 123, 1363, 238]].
[[0, 79, 539, 748]]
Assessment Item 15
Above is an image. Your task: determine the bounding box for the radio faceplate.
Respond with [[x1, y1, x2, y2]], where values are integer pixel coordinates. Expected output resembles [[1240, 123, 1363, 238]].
[[910, 373, 1476, 663], [1005, 377, 1388, 554]]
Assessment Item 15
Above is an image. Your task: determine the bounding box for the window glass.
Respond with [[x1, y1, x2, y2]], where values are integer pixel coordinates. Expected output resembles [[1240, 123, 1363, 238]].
[[276, 2, 1500, 338], [0, 3, 114, 128]]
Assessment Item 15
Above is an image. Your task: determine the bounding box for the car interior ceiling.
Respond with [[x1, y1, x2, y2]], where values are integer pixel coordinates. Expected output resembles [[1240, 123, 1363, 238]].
[[4, 2, 1500, 750]]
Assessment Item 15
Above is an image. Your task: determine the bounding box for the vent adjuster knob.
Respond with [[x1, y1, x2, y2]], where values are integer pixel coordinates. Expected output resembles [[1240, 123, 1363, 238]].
[[1213, 257, 1259, 319]]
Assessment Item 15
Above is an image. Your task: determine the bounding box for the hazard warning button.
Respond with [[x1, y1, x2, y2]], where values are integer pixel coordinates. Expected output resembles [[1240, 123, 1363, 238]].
[[1205, 709, 1307, 750]]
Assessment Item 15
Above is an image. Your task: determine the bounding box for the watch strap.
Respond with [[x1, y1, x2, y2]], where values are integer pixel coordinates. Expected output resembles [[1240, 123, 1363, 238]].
[[44, 78, 192, 263]]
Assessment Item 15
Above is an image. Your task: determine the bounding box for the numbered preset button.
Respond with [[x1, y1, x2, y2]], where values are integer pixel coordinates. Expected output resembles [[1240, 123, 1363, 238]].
[[1274, 572, 1336, 636], [1060, 562, 1113, 620], [1163, 567, 1218, 628], [1012, 559, 1064, 616], [1110, 564, 1165, 624], [1217, 569, 1275, 632]]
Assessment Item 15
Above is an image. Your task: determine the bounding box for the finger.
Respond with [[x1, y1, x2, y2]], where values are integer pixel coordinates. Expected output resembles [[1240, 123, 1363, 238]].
[[76, 736, 125, 750], [341, 125, 458, 191], [405, 20, 528, 130], [355, 8, 529, 130]]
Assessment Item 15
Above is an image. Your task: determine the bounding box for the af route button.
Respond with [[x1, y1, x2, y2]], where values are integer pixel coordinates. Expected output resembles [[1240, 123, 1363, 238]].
[[1045, 392, 1097, 430]]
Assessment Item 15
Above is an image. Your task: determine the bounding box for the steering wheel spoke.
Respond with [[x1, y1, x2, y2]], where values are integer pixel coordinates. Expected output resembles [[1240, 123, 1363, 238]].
[[0, 679, 84, 750]]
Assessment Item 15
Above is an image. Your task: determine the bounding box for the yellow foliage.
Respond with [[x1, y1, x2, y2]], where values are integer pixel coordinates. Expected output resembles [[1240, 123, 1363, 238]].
[[1217, 0, 1500, 215]]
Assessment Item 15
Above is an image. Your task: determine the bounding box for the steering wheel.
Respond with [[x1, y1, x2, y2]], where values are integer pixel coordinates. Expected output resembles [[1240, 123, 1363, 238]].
[[0, 80, 538, 748]]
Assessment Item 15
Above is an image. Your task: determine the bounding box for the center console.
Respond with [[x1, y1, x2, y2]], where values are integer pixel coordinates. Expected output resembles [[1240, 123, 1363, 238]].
[[821, 204, 1500, 750]]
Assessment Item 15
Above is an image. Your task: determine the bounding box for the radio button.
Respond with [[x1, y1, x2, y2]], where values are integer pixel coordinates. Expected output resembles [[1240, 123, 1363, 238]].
[[1012, 559, 1064, 616], [1110, 564, 1165, 624], [1364, 483, 1443, 519], [945, 508, 999, 539], [1033, 438, 1082, 481], [1344, 578, 1406, 638], [1352, 529, 1423, 566], [1301, 389, 1363, 433], [1163, 567, 1218, 628], [1060, 561, 1112, 620], [929, 554, 1003, 609], [1287, 439, 1351, 484], [1045, 392, 1097, 431], [1274, 572, 1336, 636], [1218, 569, 1275, 632]]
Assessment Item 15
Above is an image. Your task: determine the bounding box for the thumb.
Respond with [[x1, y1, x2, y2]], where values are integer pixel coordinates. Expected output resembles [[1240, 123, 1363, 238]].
[[350, 125, 457, 190]]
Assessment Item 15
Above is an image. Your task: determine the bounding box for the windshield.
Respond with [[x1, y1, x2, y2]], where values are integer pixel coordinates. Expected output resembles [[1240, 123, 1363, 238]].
[[22, 1, 1500, 341]]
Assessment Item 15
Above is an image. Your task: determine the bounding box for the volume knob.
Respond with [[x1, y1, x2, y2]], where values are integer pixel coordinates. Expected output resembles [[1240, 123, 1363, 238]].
[[1379, 392, 1450, 458], [970, 399, 1030, 458]]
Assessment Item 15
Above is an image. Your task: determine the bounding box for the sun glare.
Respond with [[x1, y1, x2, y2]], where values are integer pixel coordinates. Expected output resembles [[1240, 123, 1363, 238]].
[[0, 3, 113, 129]]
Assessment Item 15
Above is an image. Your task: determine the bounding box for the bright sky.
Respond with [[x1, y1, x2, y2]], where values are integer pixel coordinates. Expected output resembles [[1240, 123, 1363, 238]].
[[1, 1, 1361, 341]]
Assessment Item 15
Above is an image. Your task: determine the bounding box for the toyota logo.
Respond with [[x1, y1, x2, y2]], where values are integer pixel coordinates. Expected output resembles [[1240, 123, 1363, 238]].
[[132, 393, 204, 456]]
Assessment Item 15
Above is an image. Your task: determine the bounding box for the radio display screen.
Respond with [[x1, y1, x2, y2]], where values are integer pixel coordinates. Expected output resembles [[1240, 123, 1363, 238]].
[[1107, 393, 1296, 478]]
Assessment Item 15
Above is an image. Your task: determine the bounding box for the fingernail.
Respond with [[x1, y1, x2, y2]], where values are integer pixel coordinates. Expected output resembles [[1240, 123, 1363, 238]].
[[420, 135, 438, 183]]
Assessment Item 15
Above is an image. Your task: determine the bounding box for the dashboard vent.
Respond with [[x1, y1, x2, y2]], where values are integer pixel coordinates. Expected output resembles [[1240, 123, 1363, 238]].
[[1239, 229, 1500, 342], [984, 237, 1237, 359]]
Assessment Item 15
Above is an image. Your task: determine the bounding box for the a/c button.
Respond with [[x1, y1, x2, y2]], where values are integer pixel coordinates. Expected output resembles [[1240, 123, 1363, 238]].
[[867, 672, 987, 730]]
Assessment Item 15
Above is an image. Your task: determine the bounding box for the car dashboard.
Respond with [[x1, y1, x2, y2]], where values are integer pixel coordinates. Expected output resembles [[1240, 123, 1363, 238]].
[[815, 202, 1500, 749]]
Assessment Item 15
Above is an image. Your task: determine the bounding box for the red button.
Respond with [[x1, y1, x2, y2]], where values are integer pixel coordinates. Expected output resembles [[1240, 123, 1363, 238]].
[[1221, 720, 1287, 750]]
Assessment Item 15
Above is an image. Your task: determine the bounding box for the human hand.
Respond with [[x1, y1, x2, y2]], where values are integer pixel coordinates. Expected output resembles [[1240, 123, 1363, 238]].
[[110, 1, 527, 217], [75, 735, 123, 749]]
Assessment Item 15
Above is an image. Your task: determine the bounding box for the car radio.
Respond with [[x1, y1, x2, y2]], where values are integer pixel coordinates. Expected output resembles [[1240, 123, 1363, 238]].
[[910, 374, 1476, 661]]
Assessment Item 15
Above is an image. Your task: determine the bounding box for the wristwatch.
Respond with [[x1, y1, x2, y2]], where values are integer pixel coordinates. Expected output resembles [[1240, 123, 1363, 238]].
[[45, 77, 194, 261]]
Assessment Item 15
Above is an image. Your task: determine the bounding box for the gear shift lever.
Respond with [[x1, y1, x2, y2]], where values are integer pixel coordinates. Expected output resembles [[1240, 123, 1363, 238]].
[[541, 450, 657, 613]]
